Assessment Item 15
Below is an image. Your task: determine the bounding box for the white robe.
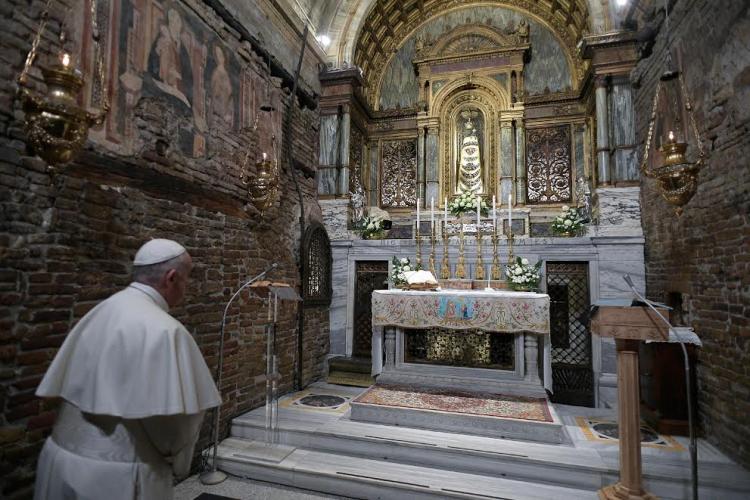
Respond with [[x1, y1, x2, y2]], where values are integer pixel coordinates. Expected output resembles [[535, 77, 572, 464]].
[[34, 283, 221, 500]]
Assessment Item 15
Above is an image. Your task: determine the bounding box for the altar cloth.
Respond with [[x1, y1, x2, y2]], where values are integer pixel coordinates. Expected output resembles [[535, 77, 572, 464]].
[[371, 289, 552, 392]]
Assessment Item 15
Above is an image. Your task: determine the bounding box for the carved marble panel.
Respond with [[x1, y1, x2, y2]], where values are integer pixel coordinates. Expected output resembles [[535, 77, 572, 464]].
[[380, 140, 417, 208], [526, 126, 572, 204]]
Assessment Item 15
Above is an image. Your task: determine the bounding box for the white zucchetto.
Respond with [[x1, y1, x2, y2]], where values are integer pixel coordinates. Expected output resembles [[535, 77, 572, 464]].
[[133, 238, 187, 266]]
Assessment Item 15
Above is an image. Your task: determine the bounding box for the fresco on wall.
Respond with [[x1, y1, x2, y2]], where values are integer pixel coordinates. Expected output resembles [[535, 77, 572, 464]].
[[82, 0, 280, 160], [378, 6, 572, 110]]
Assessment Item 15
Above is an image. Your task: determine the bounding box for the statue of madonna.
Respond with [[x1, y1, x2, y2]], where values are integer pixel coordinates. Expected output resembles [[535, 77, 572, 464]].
[[457, 109, 484, 194]]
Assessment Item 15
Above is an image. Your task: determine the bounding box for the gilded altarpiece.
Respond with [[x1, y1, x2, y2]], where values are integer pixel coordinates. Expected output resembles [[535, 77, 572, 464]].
[[411, 24, 529, 204], [380, 140, 417, 208]]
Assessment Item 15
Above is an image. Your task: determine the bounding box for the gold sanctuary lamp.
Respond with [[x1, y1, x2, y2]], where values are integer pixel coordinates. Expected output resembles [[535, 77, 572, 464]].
[[641, 66, 705, 215], [243, 151, 280, 214], [17, 3, 109, 167]]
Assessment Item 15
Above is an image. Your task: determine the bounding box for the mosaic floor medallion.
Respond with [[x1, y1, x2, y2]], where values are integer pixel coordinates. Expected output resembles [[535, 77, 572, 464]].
[[296, 394, 348, 408], [279, 389, 352, 413], [575, 416, 685, 451]]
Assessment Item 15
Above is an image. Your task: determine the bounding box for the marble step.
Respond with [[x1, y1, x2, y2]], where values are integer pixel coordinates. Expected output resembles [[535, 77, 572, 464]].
[[215, 437, 598, 500], [232, 411, 605, 491], [230, 411, 750, 499]]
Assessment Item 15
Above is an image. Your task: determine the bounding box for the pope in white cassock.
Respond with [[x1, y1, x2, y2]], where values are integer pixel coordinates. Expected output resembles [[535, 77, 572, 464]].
[[33, 239, 221, 499]]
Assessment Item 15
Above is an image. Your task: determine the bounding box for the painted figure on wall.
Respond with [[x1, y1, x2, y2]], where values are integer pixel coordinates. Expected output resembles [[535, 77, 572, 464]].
[[456, 109, 484, 194], [148, 8, 193, 107], [209, 45, 234, 128]]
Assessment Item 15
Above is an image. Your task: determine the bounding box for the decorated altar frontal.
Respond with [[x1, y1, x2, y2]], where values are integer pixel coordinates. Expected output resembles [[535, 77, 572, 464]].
[[371, 289, 552, 398]]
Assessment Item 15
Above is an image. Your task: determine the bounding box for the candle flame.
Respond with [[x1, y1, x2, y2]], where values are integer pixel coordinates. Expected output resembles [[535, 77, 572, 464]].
[[668, 130, 674, 142], [262, 152, 267, 160], [61, 53, 70, 68]]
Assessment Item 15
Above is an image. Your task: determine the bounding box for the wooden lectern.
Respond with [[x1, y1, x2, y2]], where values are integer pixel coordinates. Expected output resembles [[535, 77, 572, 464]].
[[591, 305, 669, 500]]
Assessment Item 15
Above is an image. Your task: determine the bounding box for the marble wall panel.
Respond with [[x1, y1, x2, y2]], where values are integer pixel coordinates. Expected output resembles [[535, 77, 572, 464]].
[[329, 243, 351, 356], [611, 83, 638, 181], [594, 187, 643, 236], [320, 199, 351, 241], [319, 114, 339, 166]]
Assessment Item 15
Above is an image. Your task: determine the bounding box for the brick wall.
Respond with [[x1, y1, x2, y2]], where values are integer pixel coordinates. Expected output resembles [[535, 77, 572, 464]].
[[633, 0, 750, 468], [0, 0, 327, 497]]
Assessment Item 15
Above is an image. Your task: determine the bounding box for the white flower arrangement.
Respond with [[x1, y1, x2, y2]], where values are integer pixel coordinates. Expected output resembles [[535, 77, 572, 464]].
[[505, 256, 542, 291], [551, 205, 584, 236], [354, 215, 386, 239], [447, 191, 489, 217], [390, 256, 419, 287]]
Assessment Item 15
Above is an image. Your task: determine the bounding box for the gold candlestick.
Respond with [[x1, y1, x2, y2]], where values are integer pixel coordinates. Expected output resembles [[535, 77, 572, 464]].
[[506, 225, 515, 266], [429, 224, 437, 277], [456, 220, 466, 279], [491, 226, 501, 280], [441, 221, 451, 279], [415, 223, 422, 270], [475, 230, 485, 280]]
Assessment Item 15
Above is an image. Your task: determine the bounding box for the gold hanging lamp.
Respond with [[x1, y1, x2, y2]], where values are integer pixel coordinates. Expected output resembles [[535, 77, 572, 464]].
[[16, 0, 109, 167], [640, 2, 705, 215]]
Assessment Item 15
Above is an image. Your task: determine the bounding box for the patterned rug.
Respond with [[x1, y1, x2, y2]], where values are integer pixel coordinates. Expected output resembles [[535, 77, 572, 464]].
[[354, 384, 553, 422]]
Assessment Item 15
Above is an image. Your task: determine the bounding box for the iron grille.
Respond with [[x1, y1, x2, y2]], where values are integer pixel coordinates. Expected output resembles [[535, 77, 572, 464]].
[[353, 261, 389, 358], [380, 139, 417, 208], [526, 125, 572, 204], [404, 328, 514, 370], [547, 262, 594, 406], [302, 223, 332, 306]]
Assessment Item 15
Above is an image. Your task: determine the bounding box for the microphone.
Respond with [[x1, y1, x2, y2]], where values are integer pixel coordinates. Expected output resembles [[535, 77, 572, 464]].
[[201, 261, 279, 485]]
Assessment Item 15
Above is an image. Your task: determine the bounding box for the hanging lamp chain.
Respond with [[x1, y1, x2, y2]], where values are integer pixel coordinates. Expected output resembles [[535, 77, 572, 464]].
[[18, 0, 54, 87]]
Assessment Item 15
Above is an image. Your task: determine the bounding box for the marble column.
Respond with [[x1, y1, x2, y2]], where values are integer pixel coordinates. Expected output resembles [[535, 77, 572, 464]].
[[524, 334, 540, 384], [337, 113, 352, 195], [595, 76, 611, 186], [500, 120, 514, 203], [425, 127, 440, 204], [610, 75, 638, 182], [514, 119, 527, 204], [384, 328, 397, 371], [417, 128, 426, 202]]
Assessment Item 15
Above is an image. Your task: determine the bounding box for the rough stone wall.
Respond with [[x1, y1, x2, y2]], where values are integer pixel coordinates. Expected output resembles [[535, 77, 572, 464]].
[[632, 0, 750, 469], [0, 0, 326, 497]]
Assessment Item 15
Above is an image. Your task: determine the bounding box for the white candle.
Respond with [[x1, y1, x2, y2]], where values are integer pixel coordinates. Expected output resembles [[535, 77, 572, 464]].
[[492, 195, 496, 231], [416, 198, 420, 233], [430, 197, 435, 230], [476, 196, 481, 228], [507, 194, 512, 234]]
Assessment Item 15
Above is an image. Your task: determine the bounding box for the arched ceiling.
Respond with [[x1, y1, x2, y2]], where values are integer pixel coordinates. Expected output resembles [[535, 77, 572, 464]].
[[283, 0, 609, 65], [351, 0, 590, 83]]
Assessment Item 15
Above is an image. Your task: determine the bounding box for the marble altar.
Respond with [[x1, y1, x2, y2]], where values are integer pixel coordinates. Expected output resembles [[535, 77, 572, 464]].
[[370, 289, 552, 397]]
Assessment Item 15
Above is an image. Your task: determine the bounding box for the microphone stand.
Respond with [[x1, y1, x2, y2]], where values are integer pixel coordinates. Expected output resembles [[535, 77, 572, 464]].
[[200, 263, 278, 485], [622, 275, 698, 500]]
